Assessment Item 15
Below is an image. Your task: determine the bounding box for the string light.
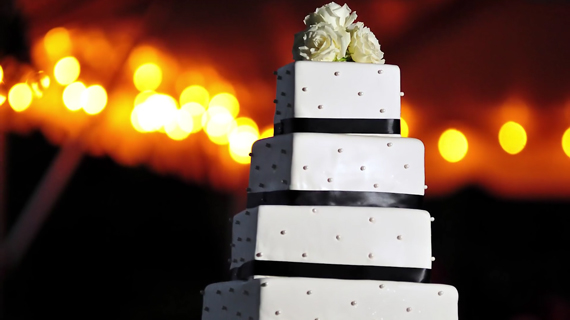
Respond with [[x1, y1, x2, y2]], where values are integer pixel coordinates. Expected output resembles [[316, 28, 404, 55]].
[[180, 102, 206, 133], [8, 83, 33, 112], [54, 56, 80, 85], [438, 129, 468, 163], [81, 85, 107, 115], [180, 85, 209, 107], [133, 63, 162, 91], [401, 117, 409, 137], [562, 128, 570, 158], [44, 27, 71, 59], [499, 121, 527, 155], [209, 92, 240, 117], [62, 81, 86, 111]]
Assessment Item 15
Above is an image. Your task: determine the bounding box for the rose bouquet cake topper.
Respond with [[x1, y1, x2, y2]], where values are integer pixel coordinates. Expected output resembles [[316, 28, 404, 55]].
[[293, 2, 385, 64]]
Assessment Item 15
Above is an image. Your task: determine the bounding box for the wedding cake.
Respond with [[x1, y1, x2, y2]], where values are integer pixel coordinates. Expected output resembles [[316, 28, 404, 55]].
[[201, 3, 458, 319]]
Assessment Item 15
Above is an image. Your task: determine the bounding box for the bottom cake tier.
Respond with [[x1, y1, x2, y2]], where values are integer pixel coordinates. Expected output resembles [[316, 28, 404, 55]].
[[202, 277, 458, 320]]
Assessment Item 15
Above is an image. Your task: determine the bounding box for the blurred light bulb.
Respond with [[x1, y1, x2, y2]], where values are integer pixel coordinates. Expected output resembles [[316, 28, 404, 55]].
[[133, 63, 162, 91], [62, 82, 86, 111], [44, 27, 71, 59], [0, 65, 4, 82], [260, 126, 274, 139], [81, 85, 107, 115], [0, 83, 7, 105], [180, 85, 209, 107], [401, 118, 409, 137], [209, 92, 240, 117], [54, 56, 80, 85], [438, 129, 468, 163], [181, 102, 205, 133], [27, 71, 51, 98], [8, 83, 33, 112]]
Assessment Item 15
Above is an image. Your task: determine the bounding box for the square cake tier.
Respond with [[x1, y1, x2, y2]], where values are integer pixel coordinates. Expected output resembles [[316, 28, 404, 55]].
[[230, 205, 432, 281], [274, 62, 401, 127], [202, 277, 458, 320], [248, 133, 425, 208]]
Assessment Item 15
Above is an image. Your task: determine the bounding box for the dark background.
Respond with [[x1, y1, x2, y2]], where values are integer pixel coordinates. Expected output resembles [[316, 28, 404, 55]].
[[3, 131, 570, 320]]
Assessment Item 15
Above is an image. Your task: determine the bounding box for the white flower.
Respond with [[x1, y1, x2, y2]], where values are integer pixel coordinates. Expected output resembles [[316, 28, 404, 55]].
[[304, 2, 357, 30], [293, 22, 350, 62], [347, 22, 385, 64]]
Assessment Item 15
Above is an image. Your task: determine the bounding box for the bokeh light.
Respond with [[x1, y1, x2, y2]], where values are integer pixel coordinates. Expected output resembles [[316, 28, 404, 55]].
[[180, 85, 209, 107], [401, 118, 409, 137], [204, 106, 236, 145], [260, 126, 274, 139], [134, 90, 155, 107], [438, 129, 468, 163], [44, 27, 71, 58], [209, 92, 240, 117], [54, 56, 80, 85], [498, 121, 527, 155], [229, 117, 260, 164], [128, 45, 159, 71], [27, 71, 51, 98], [63, 82, 86, 111], [0, 83, 6, 106], [176, 107, 194, 134], [133, 63, 162, 91], [8, 83, 33, 112], [562, 128, 570, 158], [81, 85, 107, 115], [0, 65, 4, 82], [132, 93, 178, 132], [181, 102, 206, 133]]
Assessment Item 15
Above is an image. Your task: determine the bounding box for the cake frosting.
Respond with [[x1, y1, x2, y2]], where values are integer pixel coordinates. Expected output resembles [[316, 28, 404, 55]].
[[201, 2, 458, 319]]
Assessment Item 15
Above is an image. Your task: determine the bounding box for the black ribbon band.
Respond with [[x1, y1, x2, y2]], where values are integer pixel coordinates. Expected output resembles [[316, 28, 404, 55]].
[[247, 190, 423, 209], [231, 260, 431, 283], [274, 118, 401, 135]]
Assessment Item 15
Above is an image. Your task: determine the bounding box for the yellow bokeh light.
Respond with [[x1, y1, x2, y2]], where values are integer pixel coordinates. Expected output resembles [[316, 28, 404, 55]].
[[204, 107, 236, 145], [209, 92, 240, 117], [176, 107, 194, 133], [401, 118, 409, 137], [128, 45, 159, 71], [562, 128, 570, 158], [133, 63, 162, 91], [63, 82, 86, 111], [134, 90, 155, 107], [133, 93, 178, 132], [229, 123, 260, 164], [0, 65, 3, 82], [44, 27, 71, 58], [180, 85, 209, 107], [260, 126, 274, 139], [54, 56, 80, 85], [438, 129, 468, 163], [81, 85, 107, 115], [181, 102, 205, 133], [498, 121, 527, 155], [8, 83, 33, 112], [28, 71, 51, 98], [165, 119, 191, 141], [0, 83, 7, 106]]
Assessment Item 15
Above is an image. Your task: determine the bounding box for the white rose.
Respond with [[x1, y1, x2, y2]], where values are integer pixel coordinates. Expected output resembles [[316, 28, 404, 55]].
[[293, 22, 350, 62], [304, 2, 357, 30], [347, 22, 385, 64]]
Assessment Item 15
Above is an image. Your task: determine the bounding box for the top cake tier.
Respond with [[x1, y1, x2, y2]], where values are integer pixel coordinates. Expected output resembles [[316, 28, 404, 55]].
[[273, 61, 401, 135]]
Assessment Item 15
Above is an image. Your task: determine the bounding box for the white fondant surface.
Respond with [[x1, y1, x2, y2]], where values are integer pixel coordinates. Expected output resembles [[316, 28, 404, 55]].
[[231, 205, 432, 270], [249, 133, 425, 195], [202, 278, 458, 320], [274, 62, 401, 125]]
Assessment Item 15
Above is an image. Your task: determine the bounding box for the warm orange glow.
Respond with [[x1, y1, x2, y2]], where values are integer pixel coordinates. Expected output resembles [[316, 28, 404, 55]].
[[128, 45, 159, 71], [0, 65, 3, 82], [438, 129, 468, 163], [8, 83, 33, 112], [133, 63, 162, 91], [180, 85, 209, 107], [209, 92, 240, 117], [0, 84, 6, 106], [63, 82, 86, 111], [176, 107, 194, 134], [81, 85, 107, 115], [562, 128, 570, 158], [134, 90, 155, 106], [204, 107, 236, 145], [401, 117, 409, 137], [54, 56, 80, 85], [44, 27, 71, 58], [260, 126, 274, 139], [499, 121, 527, 155], [229, 120, 260, 164], [28, 71, 51, 98], [165, 114, 191, 141], [181, 102, 206, 133]]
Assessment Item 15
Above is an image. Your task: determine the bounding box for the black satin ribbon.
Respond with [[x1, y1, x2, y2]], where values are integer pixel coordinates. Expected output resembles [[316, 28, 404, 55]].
[[246, 190, 423, 209], [274, 118, 400, 135], [231, 260, 431, 283]]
